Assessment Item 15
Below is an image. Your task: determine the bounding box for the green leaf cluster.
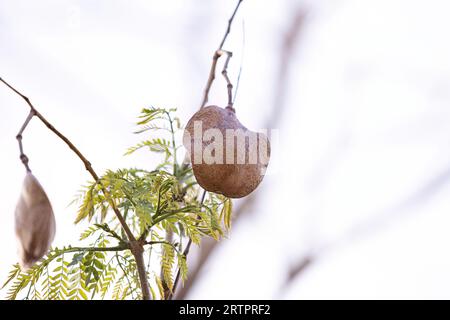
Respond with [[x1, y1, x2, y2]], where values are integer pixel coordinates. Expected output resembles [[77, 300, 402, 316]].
[[3, 107, 233, 300]]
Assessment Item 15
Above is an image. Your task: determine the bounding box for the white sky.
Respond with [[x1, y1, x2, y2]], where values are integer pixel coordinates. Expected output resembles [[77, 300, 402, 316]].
[[1, 0, 450, 299]]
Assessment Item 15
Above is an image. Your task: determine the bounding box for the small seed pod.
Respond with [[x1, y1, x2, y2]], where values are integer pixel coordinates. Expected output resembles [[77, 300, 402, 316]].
[[15, 172, 56, 270], [184, 105, 270, 198]]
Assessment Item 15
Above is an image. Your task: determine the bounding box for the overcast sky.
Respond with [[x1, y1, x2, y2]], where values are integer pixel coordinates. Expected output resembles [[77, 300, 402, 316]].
[[1, 0, 450, 299]]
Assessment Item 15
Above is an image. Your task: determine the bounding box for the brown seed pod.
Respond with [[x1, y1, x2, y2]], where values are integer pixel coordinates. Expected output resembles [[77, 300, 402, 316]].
[[183, 105, 270, 198], [15, 172, 56, 270]]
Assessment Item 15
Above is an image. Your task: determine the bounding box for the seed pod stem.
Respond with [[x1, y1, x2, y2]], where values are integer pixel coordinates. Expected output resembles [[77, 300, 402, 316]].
[[200, 0, 243, 110], [16, 110, 36, 172]]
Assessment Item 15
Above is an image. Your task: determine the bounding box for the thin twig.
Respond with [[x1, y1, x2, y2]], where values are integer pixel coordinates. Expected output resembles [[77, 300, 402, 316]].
[[139, 110, 177, 245], [169, 189, 206, 300], [218, 0, 243, 50], [233, 20, 246, 105], [16, 110, 35, 172], [200, 0, 243, 109], [116, 253, 137, 300], [0, 76, 151, 300], [200, 51, 221, 109], [220, 50, 234, 108]]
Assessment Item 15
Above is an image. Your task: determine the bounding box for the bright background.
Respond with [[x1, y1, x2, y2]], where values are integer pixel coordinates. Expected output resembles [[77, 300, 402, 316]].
[[2, 0, 450, 299]]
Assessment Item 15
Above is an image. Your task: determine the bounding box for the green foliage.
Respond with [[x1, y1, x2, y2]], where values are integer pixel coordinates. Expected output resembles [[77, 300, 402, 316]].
[[221, 198, 233, 230], [161, 243, 175, 293], [177, 252, 188, 284], [3, 107, 232, 300]]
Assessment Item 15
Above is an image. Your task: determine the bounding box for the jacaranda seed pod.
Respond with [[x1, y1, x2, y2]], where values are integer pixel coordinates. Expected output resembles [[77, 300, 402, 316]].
[[15, 172, 56, 270], [184, 105, 270, 198]]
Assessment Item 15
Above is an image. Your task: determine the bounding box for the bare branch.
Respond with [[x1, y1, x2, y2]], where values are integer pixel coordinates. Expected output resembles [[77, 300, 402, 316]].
[[218, 0, 244, 50], [278, 255, 314, 295], [200, 0, 243, 109]]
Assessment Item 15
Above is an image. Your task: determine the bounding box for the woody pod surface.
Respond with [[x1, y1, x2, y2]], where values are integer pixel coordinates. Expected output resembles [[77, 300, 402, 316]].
[[15, 172, 56, 270], [184, 105, 270, 198]]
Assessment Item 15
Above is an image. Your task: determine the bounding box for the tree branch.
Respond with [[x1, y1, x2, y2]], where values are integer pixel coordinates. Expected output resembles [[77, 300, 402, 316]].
[[218, 0, 244, 50], [0, 77, 135, 241], [199, 0, 243, 109], [0, 76, 151, 300]]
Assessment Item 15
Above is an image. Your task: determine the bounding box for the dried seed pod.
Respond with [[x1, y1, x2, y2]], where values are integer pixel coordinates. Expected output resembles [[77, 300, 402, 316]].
[[15, 172, 56, 270], [184, 105, 270, 198]]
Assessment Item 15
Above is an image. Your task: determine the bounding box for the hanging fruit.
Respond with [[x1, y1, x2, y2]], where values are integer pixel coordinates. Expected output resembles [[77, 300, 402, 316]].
[[15, 172, 56, 270], [184, 105, 270, 198]]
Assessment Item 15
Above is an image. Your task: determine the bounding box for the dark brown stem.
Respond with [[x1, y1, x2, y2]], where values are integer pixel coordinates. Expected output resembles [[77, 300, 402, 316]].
[[130, 241, 151, 300], [0, 76, 151, 300]]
